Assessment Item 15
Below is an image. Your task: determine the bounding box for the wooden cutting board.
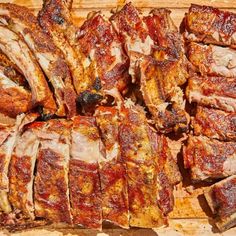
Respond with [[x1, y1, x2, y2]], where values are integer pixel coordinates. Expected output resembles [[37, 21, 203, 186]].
[[1, 0, 236, 235]]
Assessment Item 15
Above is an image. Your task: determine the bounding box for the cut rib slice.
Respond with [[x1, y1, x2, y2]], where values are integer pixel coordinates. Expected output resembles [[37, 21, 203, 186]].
[[32, 120, 72, 224], [193, 106, 236, 141], [186, 76, 236, 112], [204, 175, 236, 231], [95, 106, 129, 228], [183, 135, 236, 181], [69, 116, 102, 229], [187, 42, 236, 77], [0, 3, 77, 117]]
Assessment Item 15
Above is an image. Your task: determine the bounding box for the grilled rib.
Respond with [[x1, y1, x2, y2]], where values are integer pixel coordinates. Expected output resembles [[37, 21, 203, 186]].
[[0, 25, 56, 114], [193, 106, 236, 141], [187, 42, 236, 77], [204, 175, 236, 232], [184, 4, 236, 48], [95, 106, 129, 228], [69, 116, 102, 229], [183, 135, 236, 181], [186, 76, 236, 112], [32, 120, 72, 224], [0, 3, 76, 117]]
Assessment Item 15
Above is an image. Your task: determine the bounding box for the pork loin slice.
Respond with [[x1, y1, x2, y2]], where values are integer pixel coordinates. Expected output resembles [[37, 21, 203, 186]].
[[32, 120, 72, 224], [95, 106, 129, 228], [187, 42, 236, 77], [0, 26, 56, 114], [186, 76, 236, 113], [183, 4, 236, 48], [69, 116, 102, 229], [183, 135, 236, 181], [193, 106, 236, 141], [118, 100, 167, 228], [8, 129, 39, 219], [204, 175, 236, 231], [0, 3, 76, 117]]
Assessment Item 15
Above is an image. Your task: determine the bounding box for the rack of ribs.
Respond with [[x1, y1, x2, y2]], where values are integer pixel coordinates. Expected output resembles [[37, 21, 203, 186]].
[[187, 42, 236, 77], [183, 135, 236, 181], [192, 106, 236, 141], [183, 4, 236, 48], [186, 76, 236, 113], [204, 175, 236, 231]]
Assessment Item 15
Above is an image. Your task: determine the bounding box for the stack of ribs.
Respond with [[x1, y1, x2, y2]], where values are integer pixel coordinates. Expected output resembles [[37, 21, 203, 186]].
[[183, 4, 236, 231]]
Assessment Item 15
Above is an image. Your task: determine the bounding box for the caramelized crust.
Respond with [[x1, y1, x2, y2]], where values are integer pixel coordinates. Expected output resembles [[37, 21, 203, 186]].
[[193, 106, 236, 141], [183, 135, 236, 181], [184, 4, 236, 48]]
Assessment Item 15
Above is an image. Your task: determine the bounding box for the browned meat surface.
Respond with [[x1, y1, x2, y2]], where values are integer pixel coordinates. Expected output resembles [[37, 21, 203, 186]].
[[0, 3, 77, 117], [193, 106, 236, 141], [183, 135, 236, 181], [186, 76, 236, 112], [184, 4, 236, 48], [187, 42, 236, 77], [204, 175, 236, 231]]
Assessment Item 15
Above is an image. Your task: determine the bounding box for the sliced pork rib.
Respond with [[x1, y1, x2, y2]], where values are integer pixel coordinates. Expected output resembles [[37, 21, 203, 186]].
[[183, 135, 236, 181], [193, 106, 236, 141], [186, 76, 236, 112], [69, 116, 102, 229], [95, 106, 129, 228], [204, 175, 236, 231], [187, 42, 236, 77], [183, 4, 236, 48], [32, 120, 72, 224]]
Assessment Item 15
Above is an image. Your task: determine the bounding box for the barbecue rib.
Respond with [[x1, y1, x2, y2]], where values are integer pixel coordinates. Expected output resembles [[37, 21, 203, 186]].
[[187, 42, 236, 77], [95, 106, 129, 228], [186, 76, 236, 112], [32, 120, 72, 224], [69, 116, 102, 229], [204, 175, 236, 232], [193, 106, 236, 141], [183, 4, 236, 48], [0, 25, 56, 114], [183, 135, 236, 181], [0, 3, 77, 117]]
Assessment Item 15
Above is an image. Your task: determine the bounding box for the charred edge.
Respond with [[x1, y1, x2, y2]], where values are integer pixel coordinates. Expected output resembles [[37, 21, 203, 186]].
[[93, 77, 102, 91], [76, 91, 103, 107], [37, 106, 55, 121]]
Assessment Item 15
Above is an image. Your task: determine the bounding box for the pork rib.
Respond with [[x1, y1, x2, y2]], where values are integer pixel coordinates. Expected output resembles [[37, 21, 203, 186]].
[[204, 175, 236, 231], [193, 106, 236, 141], [183, 4, 236, 48], [183, 135, 236, 181], [187, 42, 236, 77]]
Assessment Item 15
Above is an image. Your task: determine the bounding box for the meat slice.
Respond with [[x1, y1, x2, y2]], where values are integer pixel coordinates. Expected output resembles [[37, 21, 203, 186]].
[[0, 26, 56, 114], [8, 129, 39, 220], [186, 76, 236, 112], [0, 113, 38, 213], [193, 106, 236, 141], [95, 106, 129, 228], [0, 3, 77, 117], [32, 120, 72, 224], [69, 116, 102, 229], [139, 56, 189, 133], [187, 42, 236, 77], [118, 100, 167, 228], [183, 135, 236, 181], [183, 4, 236, 48], [204, 175, 236, 231]]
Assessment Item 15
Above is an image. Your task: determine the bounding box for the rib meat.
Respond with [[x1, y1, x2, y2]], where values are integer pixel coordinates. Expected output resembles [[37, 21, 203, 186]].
[[187, 42, 236, 77], [183, 135, 236, 181], [0, 3, 77, 117], [183, 4, 236, 48], [95, 106, 129, 228], [193, 106, 236, 141], [69, 116, 102, 229], [204, 175, 236, 231], [186, 76, 236, 112]]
